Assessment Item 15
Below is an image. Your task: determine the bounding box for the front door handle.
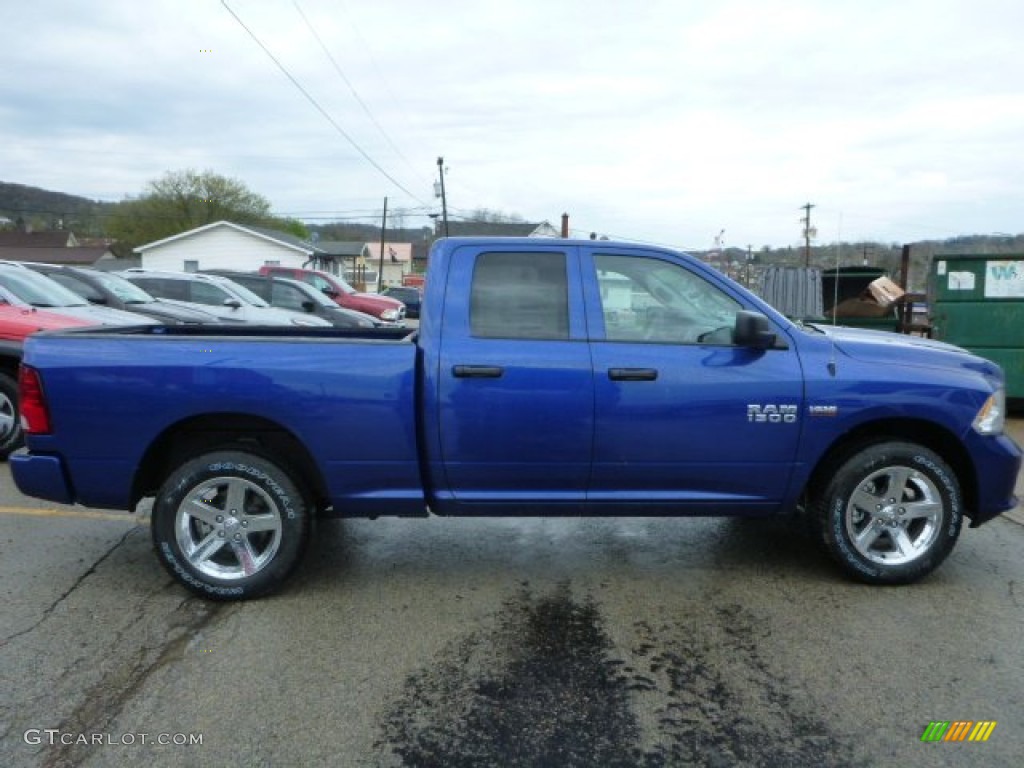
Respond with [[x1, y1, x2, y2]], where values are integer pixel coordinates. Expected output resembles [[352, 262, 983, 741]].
[[453, 365, 505, 379], [608, 368, 659, 381]]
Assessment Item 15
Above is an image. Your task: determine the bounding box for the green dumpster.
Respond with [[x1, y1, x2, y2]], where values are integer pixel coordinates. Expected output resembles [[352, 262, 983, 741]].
[[931, 254, 1024, 399]]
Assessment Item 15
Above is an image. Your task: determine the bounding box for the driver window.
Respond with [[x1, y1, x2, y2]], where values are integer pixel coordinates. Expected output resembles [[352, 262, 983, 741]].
[[594, 254, 741, 344]]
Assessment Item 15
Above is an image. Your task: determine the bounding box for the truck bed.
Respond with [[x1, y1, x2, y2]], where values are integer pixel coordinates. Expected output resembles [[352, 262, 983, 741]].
[[17, 325, 424, 514]]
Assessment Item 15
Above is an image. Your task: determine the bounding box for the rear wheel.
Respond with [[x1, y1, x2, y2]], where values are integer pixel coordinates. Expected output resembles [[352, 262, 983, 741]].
[[817, 441, 962, 584], [152, 450, 310, 600], [0, 372, 22, 460]]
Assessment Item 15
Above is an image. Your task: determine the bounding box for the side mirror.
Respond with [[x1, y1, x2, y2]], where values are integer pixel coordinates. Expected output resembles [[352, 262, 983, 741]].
[[322, 287, 338, 298], [86, 295, 108, 305], [223, 299, 242, 309], [301, 300, 316, 313], [733, 310, 777, 349]]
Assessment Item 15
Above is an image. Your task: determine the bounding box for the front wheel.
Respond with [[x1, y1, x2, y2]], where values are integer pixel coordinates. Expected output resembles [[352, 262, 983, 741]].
[[152, 450, 310, 600], [816, 442, 963, 585]]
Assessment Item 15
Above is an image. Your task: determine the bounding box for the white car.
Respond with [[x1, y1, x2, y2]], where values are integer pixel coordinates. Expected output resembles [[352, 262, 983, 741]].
[[119, 270, 331, 326]]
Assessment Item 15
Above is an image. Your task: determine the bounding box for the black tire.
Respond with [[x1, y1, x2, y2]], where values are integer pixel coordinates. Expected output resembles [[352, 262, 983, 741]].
[[816, 441, 962, 585], [0, 372, 22, 461], [152, 450, 310, 600]]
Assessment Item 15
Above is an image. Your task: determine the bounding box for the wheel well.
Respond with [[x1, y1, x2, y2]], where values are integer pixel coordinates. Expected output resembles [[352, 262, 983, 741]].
[[804, 418, 977, 515], [131, 414, 327, 511], [0, 356, 19, 381]]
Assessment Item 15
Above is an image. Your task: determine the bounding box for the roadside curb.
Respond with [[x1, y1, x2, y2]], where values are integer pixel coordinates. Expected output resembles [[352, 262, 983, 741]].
[[1004, 508, 1024, 526]]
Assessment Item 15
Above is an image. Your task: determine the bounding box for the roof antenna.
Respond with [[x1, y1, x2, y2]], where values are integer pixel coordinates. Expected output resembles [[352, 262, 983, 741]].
[[828, 213, 842, 377]]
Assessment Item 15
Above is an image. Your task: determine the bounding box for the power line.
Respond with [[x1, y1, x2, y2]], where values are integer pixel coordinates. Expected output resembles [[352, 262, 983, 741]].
[[220, 0, 428, 206], [292, 1, 430, 191]]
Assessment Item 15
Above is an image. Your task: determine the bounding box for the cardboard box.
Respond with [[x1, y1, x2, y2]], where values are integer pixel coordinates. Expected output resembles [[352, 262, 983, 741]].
[[866, 276, 905, 308]]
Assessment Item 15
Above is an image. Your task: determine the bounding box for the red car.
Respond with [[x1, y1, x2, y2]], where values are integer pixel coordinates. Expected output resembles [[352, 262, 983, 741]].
[[258, 266, 405, 325], [0, 304, 90, 459]]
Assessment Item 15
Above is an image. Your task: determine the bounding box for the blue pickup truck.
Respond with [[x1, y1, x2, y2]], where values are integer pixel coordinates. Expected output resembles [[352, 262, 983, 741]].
[[11, 238, 1021, 599]]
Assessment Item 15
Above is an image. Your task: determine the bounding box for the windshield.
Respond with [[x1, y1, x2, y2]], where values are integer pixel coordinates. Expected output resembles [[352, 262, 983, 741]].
[[88, 271, 156, 303], [0, 268, 89, 307], [220, 280, 270, 307]]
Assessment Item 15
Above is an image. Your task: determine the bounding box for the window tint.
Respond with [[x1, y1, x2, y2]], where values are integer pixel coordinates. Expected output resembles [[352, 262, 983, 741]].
[[50, 274, 103, 303], [271, 283, 305, 311], [594, 254, 741, 344], [190, 282, 231, 306], [127, 277, 186, 301], [470, 252, 569, 340]]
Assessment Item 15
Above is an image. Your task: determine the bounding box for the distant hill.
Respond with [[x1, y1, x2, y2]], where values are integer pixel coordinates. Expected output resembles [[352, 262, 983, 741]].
[[0, 181, 116, 236]]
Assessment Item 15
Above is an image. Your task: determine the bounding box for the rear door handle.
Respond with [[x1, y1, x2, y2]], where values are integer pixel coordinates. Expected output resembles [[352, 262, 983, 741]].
[[453, 365, 505, 379], [608, 368, 658, 381]]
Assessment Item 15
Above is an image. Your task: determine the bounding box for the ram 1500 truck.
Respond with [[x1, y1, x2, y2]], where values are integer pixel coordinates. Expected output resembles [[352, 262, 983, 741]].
[[11, 238, 1021, 599]]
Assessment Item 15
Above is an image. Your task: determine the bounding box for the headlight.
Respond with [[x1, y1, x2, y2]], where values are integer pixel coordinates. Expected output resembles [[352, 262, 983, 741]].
[[381, 308, 399, 321], [973, 388, 1005, 435]]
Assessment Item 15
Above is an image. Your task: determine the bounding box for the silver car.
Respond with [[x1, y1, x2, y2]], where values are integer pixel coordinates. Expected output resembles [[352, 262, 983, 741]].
[[0, 264, 160, 326], [119, 270, 331, 326]]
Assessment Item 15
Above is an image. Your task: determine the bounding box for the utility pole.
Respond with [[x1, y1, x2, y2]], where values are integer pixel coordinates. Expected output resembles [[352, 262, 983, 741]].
[[435, 157, 449, 237], [377, 196, 387, 293], [800, 203, 815, 267]]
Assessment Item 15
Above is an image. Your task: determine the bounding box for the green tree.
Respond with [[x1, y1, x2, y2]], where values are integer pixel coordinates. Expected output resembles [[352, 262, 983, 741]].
[[108, 169, 274, 253]]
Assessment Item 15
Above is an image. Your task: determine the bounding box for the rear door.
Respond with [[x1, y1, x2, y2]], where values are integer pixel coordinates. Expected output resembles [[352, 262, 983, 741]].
[[436, 244, 593, 513], [582, 247, 804, 513]]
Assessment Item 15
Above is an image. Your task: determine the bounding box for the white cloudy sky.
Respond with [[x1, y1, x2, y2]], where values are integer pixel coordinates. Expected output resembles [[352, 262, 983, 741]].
[[3, 0, 1023, 249]]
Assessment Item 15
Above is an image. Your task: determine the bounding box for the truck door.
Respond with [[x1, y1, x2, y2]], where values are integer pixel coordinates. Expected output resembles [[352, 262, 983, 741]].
[[582, 248, 803, 514], [435, 245, 593, 513]]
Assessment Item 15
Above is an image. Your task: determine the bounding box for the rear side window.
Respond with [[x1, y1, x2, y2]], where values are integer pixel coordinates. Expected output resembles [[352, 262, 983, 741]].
[[271, 283, 305, 311], [470, 252, 569, 340], [130, 277, 187, 301], [189, 282, 231, 306]]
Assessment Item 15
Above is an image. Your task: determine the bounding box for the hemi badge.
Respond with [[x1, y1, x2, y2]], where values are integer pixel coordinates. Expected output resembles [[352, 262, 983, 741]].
[[809, 405, 838, 417]]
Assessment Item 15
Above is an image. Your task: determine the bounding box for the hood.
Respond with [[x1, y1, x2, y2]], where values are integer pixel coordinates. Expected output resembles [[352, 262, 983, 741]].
[[813, 323, 1001, 378], [28, 304, 160, 327]]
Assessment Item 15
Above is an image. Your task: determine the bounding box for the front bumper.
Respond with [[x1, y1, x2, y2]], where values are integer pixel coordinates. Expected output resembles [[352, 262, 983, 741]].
[[967, 432, 1022, 526]]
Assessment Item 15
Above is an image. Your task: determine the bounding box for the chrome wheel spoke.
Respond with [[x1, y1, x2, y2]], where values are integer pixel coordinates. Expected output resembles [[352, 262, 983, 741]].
[[850, 488, 881, 514], [185, 497, 222, 527], [903, 499, 941, 522], [224, 481, 247, 516], [191, 530, 227, 564], [886, 467, 913, 502], [243, 513, 281, 534], [854, 521, 883, 551], [230, 538, 259, 577], [891, 528, 915, 558]]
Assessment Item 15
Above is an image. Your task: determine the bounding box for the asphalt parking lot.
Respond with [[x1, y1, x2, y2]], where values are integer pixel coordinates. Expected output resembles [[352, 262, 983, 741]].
[[0, 421, 1022, 767]]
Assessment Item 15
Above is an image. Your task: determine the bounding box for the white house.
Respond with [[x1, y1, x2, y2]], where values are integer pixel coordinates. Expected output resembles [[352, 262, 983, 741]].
[[134, 221, 315, 272]]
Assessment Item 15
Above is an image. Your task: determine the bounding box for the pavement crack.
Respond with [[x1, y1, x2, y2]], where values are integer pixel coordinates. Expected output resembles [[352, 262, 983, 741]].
[[38, 597, 230, 768], [0, 527, 140, 648]]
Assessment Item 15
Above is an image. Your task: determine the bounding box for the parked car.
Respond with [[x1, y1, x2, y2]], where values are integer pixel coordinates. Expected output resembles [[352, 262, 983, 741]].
[[25, 264, 222, 325], [0, 301, 91, 459], [202, 271, 380, 328], [258, 266, 405, 325], [119, 270, 331, 326], [0, 263, 160, 327], [381, 285, 422, 319]]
